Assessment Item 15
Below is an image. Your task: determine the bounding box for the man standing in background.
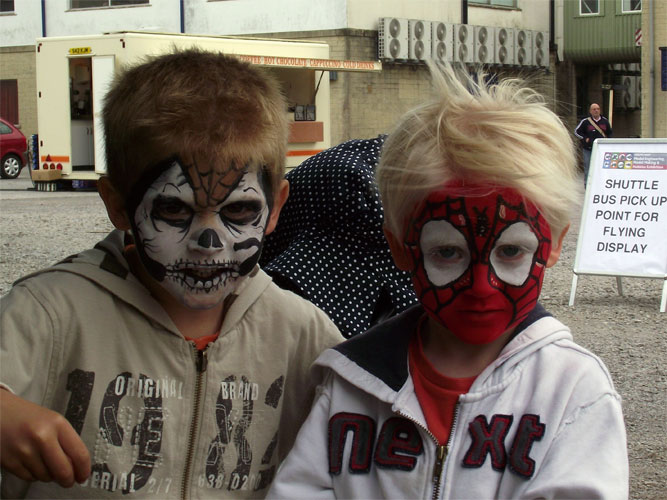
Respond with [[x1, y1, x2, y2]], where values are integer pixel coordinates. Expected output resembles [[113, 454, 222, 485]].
[[574, 103, 613, 187]]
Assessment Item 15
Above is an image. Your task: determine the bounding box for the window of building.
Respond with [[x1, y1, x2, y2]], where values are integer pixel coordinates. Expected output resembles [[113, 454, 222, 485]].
[[580, 0, 599, 15], [71, 0, 149, 9], [0, 0, 15, 13], [622, 0, 641, 12], [1, 80, 19, 125], [469, 0, 517, 7]]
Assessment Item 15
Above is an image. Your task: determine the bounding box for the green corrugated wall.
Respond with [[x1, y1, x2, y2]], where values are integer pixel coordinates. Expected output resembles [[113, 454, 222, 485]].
[[564, 0, 641, 62]]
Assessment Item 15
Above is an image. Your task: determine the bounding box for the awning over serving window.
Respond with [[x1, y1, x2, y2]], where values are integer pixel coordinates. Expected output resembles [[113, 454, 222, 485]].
[[236, 54, 382, 72]]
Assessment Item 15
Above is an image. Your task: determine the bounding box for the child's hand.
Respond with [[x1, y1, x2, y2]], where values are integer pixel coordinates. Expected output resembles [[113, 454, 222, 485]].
[[0, 389, 91, 487]]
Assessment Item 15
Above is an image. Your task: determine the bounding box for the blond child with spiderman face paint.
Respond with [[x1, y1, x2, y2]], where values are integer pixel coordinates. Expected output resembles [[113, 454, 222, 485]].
[[0, 49, 342, 499], [267, 64, 628, 499]]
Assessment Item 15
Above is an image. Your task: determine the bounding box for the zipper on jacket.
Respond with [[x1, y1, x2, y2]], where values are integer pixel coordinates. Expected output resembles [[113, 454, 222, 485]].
[[432, 444, 447, 500], [396, 409, 448, 500], [431, 402, 461, 500], [180, 347, 208, 500], [433, 402, 461, 499]]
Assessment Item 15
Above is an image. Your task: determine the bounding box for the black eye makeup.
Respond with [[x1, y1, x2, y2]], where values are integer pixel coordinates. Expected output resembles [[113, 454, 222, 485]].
[[220, 200, 264, 225], [152, 195, 194, 228]]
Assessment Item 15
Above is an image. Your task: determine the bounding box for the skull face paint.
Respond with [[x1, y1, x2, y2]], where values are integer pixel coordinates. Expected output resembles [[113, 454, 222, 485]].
[[130, 158, 271, 310], [404, 184, 552, 344]]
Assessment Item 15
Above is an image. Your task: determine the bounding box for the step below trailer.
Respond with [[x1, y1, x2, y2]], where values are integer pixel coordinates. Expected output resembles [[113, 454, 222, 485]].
[[33, 31, 382, 190]]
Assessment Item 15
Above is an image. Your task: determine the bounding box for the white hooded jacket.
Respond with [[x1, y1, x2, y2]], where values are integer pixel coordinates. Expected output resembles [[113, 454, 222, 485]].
[[268, 305, 629, 499]]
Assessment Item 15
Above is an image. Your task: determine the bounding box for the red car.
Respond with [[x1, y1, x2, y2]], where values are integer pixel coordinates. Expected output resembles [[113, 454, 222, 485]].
[[0, 117, 27, 179]]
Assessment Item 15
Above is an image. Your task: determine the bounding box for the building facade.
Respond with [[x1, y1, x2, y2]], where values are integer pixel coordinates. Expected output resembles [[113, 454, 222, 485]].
[[641, 0, 666, 137], [1, 0, 562, 147], [2, 0, 663, 148], [561, 0, 643, 138]]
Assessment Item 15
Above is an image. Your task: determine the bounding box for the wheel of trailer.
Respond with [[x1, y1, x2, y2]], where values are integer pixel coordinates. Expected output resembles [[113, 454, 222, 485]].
[[1, 153, 22, 179]]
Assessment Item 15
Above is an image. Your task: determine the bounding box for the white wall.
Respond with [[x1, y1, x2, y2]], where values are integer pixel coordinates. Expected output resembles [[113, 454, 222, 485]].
[[0, 0, 552, 48], [347, 0, 462, 29], [335, 0, 551, 32], [44, 0, 180, 38], [184, 0, 550, 37], [185, 0, 348, 35], [0, 0, 42, 47], [470, 1, 551, 31]]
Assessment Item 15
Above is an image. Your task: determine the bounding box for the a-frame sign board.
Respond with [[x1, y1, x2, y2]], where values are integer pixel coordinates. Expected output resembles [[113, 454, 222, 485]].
[[570, 138, 667, 312]]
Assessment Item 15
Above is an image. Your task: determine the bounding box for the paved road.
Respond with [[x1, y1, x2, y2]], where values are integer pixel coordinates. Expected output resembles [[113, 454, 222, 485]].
[[1, 167, 665, 499], [0, 168, 113, 296]]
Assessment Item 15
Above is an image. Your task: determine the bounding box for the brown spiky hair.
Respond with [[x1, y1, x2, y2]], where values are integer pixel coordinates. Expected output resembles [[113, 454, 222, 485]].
[[102, 47, 289, 202]]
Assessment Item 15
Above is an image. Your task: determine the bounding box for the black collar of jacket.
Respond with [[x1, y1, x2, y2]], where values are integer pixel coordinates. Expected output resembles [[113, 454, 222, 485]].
[[334, 303, 551, 392]]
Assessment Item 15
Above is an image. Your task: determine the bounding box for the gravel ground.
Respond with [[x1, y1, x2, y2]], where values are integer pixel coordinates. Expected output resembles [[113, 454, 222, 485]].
[[0, 171, 665, 499]]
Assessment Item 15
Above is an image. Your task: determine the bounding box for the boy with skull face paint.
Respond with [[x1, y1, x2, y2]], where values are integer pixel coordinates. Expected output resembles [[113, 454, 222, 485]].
[[0, 49, 342, 498], [267, 64, 628, 499]]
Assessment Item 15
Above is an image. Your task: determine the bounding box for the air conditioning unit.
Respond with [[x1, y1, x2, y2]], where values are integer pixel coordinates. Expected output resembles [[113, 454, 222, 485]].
[[378, 17, 409, 61], [514, 29, 533, 66], [494, 27, 515, 66], [615, 75, 637, 110], [634, 75, 642, 108], [614, 76, 627, 110], [622, 62, 641, 73], [453, 24, 473, 64], [613, 83, 626, 111], [624, 76, 638, 108], [473, 26, 495, 64], [431, 21, 454, 63], [408, 19, 432, 61], [532, 31, 548, 67]]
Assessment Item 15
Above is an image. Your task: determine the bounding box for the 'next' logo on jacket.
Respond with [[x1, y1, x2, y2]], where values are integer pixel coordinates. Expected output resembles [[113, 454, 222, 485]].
[[327, 412, 545, 478]]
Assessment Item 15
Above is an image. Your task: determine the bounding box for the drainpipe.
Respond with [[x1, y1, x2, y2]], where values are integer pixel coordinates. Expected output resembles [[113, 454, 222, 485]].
[[549, 0, 555, 49], [41, 0, 46, 37], [180, 0, 185, 33], [647, 0, 655, 137], [462, 0, 468, 24]]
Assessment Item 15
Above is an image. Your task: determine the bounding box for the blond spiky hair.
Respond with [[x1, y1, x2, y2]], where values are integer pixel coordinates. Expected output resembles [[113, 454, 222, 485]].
[[377, 61, 581, 240]]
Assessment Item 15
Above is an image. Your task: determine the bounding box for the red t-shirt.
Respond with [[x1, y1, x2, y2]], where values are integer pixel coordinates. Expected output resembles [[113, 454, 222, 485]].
[[186, 332, 219, 351], [409, 322, 476, 445]]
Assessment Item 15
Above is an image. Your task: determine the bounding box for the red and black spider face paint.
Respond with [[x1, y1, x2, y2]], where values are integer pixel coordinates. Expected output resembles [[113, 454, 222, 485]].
[[404, 183, 552, 344]]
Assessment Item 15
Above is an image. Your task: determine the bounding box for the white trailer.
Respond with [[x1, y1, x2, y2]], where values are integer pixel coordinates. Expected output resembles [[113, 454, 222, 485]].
[[33, 31, 371, 190]]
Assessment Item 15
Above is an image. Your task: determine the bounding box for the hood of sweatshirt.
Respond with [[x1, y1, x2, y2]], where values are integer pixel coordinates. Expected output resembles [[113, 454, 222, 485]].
[[314, 303, 573, 406], [13, 229, 273, 340]]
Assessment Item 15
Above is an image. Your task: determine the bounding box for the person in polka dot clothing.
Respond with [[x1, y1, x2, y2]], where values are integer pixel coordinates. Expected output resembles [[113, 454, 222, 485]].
[[260, 135, 418, 338]]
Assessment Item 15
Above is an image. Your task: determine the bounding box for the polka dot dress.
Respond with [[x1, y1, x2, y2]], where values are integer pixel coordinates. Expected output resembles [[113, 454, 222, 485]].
[[260, 135, 418, 338]]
